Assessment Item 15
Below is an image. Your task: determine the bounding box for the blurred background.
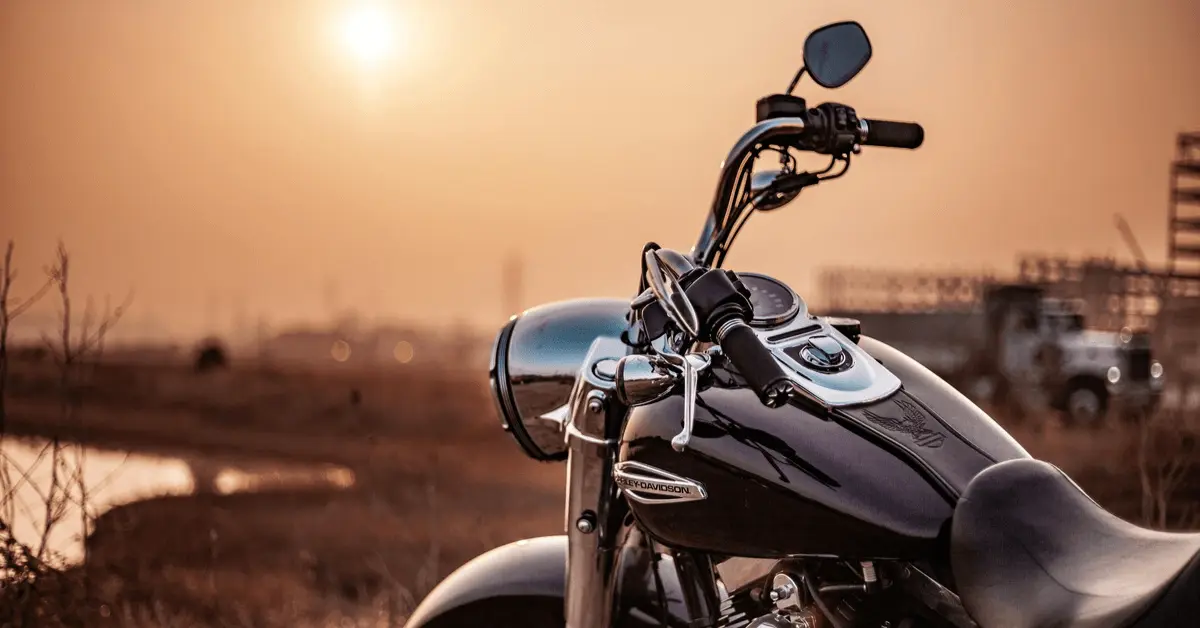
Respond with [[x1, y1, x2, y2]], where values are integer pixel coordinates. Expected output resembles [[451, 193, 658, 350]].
[[1, 1, 1198, 626]]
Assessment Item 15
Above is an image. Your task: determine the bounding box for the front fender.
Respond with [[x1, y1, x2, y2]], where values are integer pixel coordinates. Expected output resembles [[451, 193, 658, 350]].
[[404, 534, 691, 628], [405, 536, 568, 628]]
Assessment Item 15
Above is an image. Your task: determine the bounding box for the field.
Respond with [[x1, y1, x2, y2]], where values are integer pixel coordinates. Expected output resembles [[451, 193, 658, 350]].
[[0, 352, 1196, 626], [1, 355, 566, 626]]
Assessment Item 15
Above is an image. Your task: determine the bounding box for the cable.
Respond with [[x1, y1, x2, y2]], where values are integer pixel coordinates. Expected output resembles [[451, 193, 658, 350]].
[[819, 156, 852, 181], [707, 161, 755, 267], [730, 153, 757, 224], [719, 152, 757, 233], [711, 145, 804, 268], [712, 190, 756, 268], [802, 566, 848, 628], [715, 206, 755, 269], [715, 151, 807, 268], [813, 155, 837, 176]]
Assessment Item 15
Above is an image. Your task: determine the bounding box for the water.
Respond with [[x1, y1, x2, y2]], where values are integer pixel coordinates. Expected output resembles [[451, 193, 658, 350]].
[[0, 437, 355, 564]]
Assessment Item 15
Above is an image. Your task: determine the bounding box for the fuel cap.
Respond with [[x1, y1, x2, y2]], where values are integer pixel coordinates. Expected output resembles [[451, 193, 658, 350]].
[[793, 335, 851, 372]]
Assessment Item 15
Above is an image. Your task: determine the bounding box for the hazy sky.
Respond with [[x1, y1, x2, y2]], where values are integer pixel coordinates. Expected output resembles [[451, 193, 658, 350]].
[[3, 1, 1199, 338]]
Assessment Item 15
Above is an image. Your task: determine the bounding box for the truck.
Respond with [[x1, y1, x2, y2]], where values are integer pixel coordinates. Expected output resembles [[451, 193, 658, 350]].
[[822, 280, 1164, 425]]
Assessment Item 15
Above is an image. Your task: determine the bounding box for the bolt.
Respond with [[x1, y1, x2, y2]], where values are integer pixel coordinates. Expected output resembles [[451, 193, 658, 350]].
[[586, 391, 606, 414], [575, 512, 596, 534], [768, 582, 795, 604]]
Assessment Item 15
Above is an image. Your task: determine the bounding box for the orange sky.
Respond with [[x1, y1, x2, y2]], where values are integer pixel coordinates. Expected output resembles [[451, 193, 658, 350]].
[[2, 1, 1199, 340]]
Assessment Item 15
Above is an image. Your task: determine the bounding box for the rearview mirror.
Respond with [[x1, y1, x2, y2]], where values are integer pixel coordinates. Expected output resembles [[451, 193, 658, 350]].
[[749, 170, 797, 212], [803, 21, 872, 89]]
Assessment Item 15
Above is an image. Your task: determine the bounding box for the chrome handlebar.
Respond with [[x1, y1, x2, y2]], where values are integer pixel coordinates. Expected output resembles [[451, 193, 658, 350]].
[[690, 116, 807, 268]]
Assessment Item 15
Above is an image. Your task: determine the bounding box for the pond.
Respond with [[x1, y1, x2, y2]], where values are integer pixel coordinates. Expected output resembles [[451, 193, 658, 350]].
[[0, 436, 356, 564]]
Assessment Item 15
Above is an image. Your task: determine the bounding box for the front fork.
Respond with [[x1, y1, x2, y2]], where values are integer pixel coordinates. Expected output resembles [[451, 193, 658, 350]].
[[564, 336, 629, 628], [563, 337, 722, 628]]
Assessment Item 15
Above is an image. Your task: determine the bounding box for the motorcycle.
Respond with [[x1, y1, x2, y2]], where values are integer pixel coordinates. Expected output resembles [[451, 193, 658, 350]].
[[406, 21, 1199, 628]]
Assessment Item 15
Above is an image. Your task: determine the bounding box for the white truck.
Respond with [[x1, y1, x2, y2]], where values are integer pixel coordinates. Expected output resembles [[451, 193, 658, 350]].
[[827, 284, 1164, 424]]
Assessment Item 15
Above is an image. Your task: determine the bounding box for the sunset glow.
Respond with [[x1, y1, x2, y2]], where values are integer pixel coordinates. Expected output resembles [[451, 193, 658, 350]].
[[336, 3, 404, 70], [3, 1, 1198, 336]]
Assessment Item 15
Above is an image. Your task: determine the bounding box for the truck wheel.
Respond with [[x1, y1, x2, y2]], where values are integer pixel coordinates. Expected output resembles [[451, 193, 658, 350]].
[[1063, 380, 1108, 428]]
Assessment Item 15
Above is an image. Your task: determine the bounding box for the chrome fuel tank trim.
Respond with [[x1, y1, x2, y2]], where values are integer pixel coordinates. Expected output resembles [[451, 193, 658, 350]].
[[748, 315, 902, 406]]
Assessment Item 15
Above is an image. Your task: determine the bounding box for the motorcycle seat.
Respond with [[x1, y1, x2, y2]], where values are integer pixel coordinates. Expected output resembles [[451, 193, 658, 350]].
[[951, 458, 1200, 628]]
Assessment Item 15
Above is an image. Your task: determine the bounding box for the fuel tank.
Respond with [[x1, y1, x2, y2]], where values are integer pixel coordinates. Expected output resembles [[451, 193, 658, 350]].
[[618, 334, 1030, 560]]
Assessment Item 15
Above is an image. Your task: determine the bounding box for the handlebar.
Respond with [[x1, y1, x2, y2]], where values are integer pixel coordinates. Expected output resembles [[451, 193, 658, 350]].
[[862, 119, 924, 149], [692, 116, 808, 267], [714, 318, 792, 407], [639, 251, 794, 408], [691, 103, 924, 267]]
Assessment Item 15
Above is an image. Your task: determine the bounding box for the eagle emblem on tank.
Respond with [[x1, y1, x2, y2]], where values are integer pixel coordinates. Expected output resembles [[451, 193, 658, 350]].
[[860, 398, 947, 449]]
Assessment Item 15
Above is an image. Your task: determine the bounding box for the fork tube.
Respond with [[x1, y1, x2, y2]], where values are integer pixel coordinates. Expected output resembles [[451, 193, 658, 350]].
[[565, 341, 630, 628]]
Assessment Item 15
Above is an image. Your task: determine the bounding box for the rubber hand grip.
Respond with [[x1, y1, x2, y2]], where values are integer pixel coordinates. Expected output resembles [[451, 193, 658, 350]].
[[863, 119, 924, 149], [719, 321, 791, 407]]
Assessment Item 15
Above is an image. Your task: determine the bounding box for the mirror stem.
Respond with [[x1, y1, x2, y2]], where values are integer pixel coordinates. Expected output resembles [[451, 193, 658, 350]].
[[785, 66, 807, 95]]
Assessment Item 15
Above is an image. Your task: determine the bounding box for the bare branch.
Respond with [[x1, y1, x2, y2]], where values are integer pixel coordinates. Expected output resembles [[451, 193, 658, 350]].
[[51, 242, 72, 368], [5, 242, 132, 572], [74, 444, 90, 564], [1137, 408, 1199, 530], [7, 279, 52, 320], [1, 240, 129, 621], [78, 296, 95, 359], [74, 291, 134, 358], [35, 440, 63, 561], [1, 242, 14, 432], [0, 442, 54, 504]]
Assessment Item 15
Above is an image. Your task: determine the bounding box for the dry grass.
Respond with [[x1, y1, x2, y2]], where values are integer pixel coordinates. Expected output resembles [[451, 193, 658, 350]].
[[1, 353, 565, 626]]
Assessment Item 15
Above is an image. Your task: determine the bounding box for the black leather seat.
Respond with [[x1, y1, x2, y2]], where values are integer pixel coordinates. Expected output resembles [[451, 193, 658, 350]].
[[951, 459, 1200, 628]]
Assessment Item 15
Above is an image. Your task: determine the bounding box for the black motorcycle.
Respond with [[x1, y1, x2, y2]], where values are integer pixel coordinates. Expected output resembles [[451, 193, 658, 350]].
[[406, 21, 1199, 628]]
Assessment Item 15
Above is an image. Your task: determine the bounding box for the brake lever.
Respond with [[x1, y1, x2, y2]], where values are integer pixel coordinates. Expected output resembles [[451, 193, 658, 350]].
[[657, 347, 711, 452]]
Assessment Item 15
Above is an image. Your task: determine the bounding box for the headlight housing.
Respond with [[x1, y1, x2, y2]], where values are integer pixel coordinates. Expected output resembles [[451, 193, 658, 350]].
[[488, 298, 631, 461]]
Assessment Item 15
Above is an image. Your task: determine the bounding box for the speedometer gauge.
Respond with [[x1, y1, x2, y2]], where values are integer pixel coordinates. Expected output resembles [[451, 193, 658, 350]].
[[738, 272, 803, 328]]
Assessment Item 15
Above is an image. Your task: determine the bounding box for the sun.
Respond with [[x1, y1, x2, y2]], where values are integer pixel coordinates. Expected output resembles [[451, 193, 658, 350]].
[[336, 3, 405, 70]]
